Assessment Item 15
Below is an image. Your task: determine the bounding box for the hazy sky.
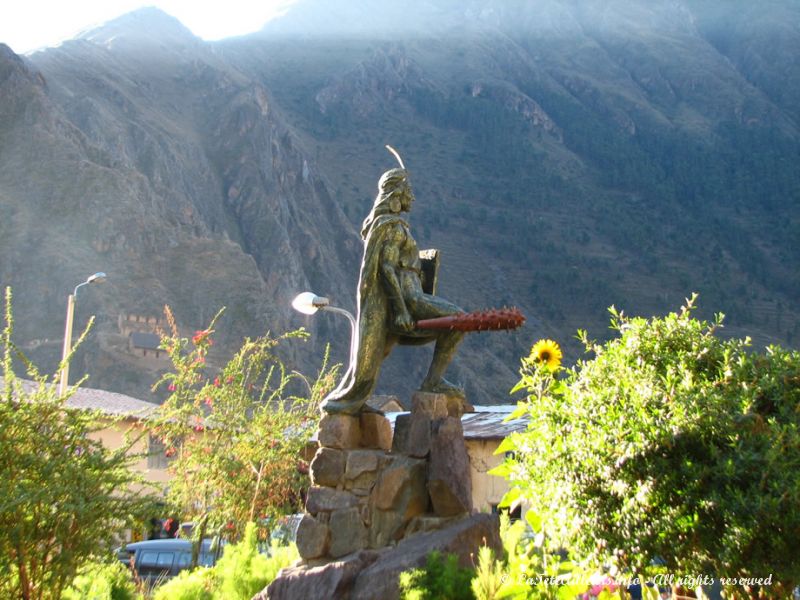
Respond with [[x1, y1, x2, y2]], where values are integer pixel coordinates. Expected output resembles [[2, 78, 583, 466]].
[[2, 0, 296, 54]]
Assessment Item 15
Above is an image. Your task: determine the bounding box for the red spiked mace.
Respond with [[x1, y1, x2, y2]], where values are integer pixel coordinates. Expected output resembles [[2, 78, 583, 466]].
[[415, 307, 525, 332]]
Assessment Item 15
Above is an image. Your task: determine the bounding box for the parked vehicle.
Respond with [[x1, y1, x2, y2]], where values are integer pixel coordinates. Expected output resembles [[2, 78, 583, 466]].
[[118, 538, 219, 583]]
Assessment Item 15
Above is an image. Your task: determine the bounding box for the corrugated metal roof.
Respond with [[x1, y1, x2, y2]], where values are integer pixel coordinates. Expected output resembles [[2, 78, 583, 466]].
[[383, 406, 527, 440], [0, 377, 158, 420], [307, 405, 528, 442]]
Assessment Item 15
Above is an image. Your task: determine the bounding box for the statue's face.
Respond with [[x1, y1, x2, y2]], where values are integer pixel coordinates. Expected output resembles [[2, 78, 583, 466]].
[[399, 183, 415, 212]]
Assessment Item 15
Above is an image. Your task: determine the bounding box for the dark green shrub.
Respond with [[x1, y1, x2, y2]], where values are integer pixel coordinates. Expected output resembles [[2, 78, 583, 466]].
[[399, 551, 475, 600], [496, 296, 800, 596]]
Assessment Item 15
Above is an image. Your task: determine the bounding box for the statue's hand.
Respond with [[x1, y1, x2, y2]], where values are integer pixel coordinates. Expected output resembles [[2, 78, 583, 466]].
[[394, 310, 415, 332]]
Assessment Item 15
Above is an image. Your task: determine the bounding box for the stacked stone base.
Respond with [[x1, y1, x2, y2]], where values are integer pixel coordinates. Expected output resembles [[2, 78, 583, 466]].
[[295, 392, 474, 562], [262, 392, 500, 600]]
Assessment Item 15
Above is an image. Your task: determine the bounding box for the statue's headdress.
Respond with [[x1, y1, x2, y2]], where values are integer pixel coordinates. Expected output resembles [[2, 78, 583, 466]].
[[378, 145, 408, 199], [361, 146, 411, 238]]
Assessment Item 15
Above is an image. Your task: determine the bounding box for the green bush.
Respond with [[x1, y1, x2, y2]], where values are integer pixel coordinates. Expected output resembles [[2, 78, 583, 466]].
[[398, 551, 475, 600], [471, 515, 587, 600], [63, 560, 141, 600], [495, 296, 800, 596], [152, 568, 214, 600], [154, 522, 298, 600]]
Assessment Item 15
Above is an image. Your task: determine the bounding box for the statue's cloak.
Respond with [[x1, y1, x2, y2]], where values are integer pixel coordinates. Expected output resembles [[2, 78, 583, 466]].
[[322, 213, 413, 412]]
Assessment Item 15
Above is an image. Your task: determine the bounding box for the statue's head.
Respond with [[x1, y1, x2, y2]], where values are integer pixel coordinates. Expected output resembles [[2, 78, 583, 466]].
[[377, 167, 414, 214], [360, 146, 413, 238]]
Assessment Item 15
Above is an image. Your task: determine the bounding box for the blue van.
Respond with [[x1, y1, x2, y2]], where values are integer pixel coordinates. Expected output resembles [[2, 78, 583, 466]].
[[119, 539, 219, 583]]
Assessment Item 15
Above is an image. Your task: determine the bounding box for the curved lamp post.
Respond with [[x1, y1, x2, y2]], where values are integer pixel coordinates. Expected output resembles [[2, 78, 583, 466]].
[[59, 272, 106, 395], [291, 292, 357, 384]]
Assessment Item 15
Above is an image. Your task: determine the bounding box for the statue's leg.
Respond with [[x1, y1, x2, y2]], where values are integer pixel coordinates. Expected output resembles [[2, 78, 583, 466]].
[[400, 291, 466, 395], [322, 335, 397, 415], [420, 330, 465, 395]]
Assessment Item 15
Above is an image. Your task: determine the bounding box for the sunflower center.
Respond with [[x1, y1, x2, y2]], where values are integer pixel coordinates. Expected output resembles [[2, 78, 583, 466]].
[[540, 351, 551, 362]]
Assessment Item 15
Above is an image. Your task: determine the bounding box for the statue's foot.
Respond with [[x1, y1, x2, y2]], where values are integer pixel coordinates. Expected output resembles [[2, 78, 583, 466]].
[[321, 397, 366, 416], [419, 378, 465, 398]]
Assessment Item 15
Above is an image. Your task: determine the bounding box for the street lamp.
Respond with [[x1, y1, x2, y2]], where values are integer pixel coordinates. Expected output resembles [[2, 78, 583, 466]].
[[59, 272, 106, 395], [291, 291, 357, 384]]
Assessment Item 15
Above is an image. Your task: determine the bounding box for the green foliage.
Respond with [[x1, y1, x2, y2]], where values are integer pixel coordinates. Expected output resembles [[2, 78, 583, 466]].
[[154, 522, 298, 600], [0, 288, 158, 600], [398, 551, 475, 600], [497, 295, 800, 595], [63, 561, 142, 600], [152, 568, 214, 600], [151, 307, 339, 543], [471, 515, 588, 600]]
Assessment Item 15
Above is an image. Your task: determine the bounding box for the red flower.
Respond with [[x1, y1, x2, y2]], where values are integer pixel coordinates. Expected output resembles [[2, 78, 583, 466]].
[[168, 383, 176, 392], [192, 329, 213, 345], [204, 396, 214, 407], [225, 376, 234, 384], [213, 376, 221, 387]]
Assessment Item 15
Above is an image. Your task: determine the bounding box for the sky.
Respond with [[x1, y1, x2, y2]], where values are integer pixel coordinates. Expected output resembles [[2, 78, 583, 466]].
[[2, 0, 296, 54]]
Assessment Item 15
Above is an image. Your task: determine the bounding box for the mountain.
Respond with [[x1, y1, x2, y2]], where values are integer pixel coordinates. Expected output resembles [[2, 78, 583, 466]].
[[1, 1, 798, 404]]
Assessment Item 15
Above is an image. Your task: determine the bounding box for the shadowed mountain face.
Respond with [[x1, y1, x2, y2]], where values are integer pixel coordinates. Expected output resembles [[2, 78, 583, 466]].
[[1, 1, 798, 403]]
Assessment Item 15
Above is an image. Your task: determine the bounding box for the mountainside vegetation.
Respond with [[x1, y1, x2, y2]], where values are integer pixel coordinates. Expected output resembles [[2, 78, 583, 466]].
[[0, 0, 797, 404]]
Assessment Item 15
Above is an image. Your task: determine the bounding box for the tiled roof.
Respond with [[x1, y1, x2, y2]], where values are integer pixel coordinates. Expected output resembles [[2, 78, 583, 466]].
[[0, 377, 158, 420]]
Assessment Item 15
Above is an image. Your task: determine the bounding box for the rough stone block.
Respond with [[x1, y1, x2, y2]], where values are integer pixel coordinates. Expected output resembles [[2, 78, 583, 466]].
[[262, 549, 381, 600], [391, 412, 432, 458], [328, 506, 368, 558], [318, 414, 361, 449], [405, 515, 460, 537], [446, 395, 475, 418], [427, 417, 472, 517], [411, 391, 448, 418], [263, 515, 502, 600], [352, 514, 502, 599], [296, 514, 330, 560], [345, 449, 381, 480], [359, 413, 393, 450], [310, 447, 345, 487], [306, 486, 358, 514], [369, 456, 429, 547]]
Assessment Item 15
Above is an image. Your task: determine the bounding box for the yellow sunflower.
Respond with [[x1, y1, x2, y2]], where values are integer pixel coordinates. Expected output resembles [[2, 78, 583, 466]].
[[530, 339, 562, 370]]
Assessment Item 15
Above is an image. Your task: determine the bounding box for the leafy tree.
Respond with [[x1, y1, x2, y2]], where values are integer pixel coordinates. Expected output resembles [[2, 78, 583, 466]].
[[0, 288, 157, 600], [150, 307, 338, 544], [495, 295, 800, 597]]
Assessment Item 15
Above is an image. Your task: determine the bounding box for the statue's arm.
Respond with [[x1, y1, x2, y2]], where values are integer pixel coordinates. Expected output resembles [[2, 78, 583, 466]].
[[380, 224, 414, 332]]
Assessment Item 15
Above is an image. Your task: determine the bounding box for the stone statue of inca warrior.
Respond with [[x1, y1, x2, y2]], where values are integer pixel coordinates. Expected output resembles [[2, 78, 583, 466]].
[[321, 147, 465, 415]]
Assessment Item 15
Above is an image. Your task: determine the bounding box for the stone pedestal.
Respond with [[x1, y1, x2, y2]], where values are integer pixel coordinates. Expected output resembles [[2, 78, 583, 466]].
[[297, 392, 474, 564]]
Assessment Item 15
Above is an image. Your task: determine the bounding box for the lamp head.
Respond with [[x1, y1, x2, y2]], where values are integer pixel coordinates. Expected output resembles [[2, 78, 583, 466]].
[[291, 292, 330, 316]]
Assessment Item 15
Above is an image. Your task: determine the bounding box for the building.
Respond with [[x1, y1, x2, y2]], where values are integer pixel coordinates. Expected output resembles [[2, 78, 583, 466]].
[[0, 377, 170, 491]]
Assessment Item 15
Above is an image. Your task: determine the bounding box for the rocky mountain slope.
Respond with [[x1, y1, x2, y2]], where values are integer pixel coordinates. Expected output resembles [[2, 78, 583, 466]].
[[1, 1, 798, 403]]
